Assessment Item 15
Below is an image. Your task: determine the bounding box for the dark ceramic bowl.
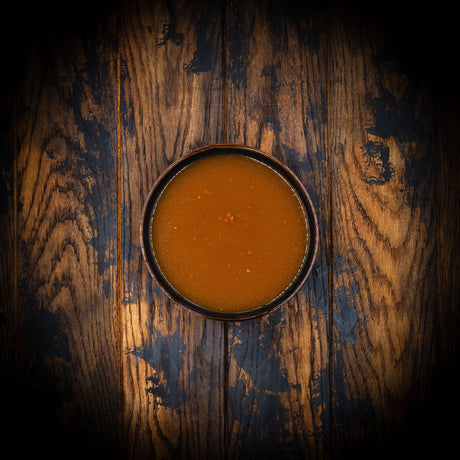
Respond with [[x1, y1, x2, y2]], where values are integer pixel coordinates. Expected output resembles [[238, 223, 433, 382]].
[[140, 144, 319, 321]]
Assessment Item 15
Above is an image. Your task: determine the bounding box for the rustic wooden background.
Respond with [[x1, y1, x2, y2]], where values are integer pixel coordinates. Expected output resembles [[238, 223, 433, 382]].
[[1, 0, 459, 458]]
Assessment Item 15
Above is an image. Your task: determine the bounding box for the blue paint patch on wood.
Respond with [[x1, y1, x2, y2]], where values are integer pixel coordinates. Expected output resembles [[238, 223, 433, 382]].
[[229, 383, 298, 458], [334, 284, 359, 346], [229, 308, 320, 456], [261, 63, 281, 91], [121, 274, 139, 306], [102, 279, 111, 298], [305, 262, 329, 314], [157, 0, 184, 46], [311, 363, 331, 444], [333, 254, 364, 346], [332, 251, 377, 441], [360, 140, 394, 185], [70, 72, 117, 277], [247, 63, 282, 132], [184, 9, 218, 74], [229, 309, 294, 393], [226, 10, 253, 89], [334, 253, 357, 275], [128, 322, 189, 411], [149, 280, 166, 304], [364, 86, 427, 143], [364, 84, 434, 205], [277, 142, 324, 207]]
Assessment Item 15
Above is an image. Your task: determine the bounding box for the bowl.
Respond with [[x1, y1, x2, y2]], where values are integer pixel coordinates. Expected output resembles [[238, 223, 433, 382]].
[[140, 144, 319, 321]]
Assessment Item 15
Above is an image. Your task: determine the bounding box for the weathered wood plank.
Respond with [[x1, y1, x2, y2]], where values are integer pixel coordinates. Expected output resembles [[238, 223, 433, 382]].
[[119, 0, 225, 457], [15, 17, 120, 456], [225, 1, 330, 457], [329, 2, 437, 456]]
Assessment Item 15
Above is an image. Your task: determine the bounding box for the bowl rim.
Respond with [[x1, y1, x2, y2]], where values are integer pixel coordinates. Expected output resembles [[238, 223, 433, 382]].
[[140, 143, 319, 321]]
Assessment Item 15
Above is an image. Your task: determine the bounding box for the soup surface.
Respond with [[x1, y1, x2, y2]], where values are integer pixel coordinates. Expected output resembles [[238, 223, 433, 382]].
[[151, 153, 309, 312]]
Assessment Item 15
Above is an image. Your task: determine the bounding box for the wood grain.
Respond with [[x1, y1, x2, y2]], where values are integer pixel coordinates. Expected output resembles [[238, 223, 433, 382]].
[[225, 0, 330, 457], [1, 1, 458, 458], [14, 19, 119, 456], [329, 2, 437, 456], [119, 0, 225, 457]]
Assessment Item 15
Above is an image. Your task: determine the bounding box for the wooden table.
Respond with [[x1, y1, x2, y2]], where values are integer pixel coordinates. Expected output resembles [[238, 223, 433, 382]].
[[1, 0, 459, 458]]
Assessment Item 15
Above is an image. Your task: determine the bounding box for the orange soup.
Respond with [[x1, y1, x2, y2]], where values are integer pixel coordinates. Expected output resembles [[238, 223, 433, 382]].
[[151, 153, 309, 312]]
